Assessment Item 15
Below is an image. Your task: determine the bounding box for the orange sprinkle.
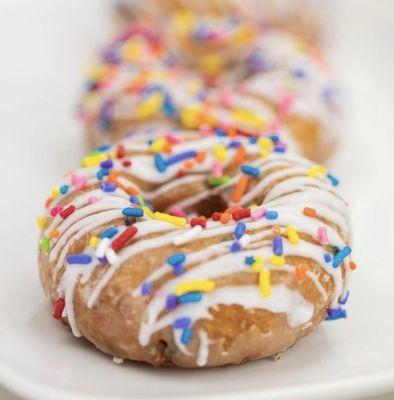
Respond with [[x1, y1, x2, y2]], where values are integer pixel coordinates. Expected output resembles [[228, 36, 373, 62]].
[[126, 186, 139, 195], [303, 207, 317, 218], [50, 229, 59, 239], [225, 206, 242, 214], [196, 151, 206, 164], [232, 175, 250, 203], [107, 170, 120, 184], [177, 169, 186, 177], [235, 146, 246, 164], [295, 266, 307, 281], [184, 161, 194, 169], [45, 198, 53, 209], [350, 261, 357, 270], [163, 143, 173, 154], [228, 126, 237, 137], [220, 212, 230, 224]]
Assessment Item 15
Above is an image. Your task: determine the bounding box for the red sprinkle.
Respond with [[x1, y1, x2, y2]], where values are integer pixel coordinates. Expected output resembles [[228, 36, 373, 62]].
[[232, 208, 251, 221], [52, 297, 65, 319], [112, 226, 138, 251], [211, 212, 222, 221], [190, 216, 207, 228], [117, 144, 126, 159], [122, 159, 132, 167], [60, 205, 76, 220]]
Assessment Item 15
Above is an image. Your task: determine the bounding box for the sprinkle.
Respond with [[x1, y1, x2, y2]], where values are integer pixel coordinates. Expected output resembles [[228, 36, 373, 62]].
[[122, 207, 144, 217], [324, 253, 332, 262], [234, 222, 246, 239], [169, 206, 186, 218], [166, 294, 178, 310], [88, 196, 98, 204], [173, 225, 202, 245], [211, 212, 221, 221], [174, 280, 215, 296], [66, 254, 92, 264], [350, 261, 357, 270], [52, 298, 65, 319], [181, 327, 192, 345], [245, 256, 255, 266], [150, 137, 167, 153], [286, 225, 299, 244], [89, 236, 99, 248], [36, 216, 47, 230], [318, 226, 328, 245], [167, 253, 186, 266], [273, 237, 283, 255], [165, 150, 197, 166], [59, 185, 69, 195], [339, 290, 350, 305], [40, 237, 51, 252], [101, 182, 117, 192], [172, 263, 184, 276], [142, 205, 154, 218], [111, 226, 138, 251], [303, 207, 316, 217], [269, 255, 285, 266], [50, 205, 63, 217], [136, 92, 164, 118], [251, 207, 265, 221], [81, 152, 107, 167], [154, 153, 167, 172], [173, 317, 191, 329], [308, 165, 327, 178], [235, 146, 246, 164], [326, 308, 347, 321], [178, 292, 202, 304], [241, 164, 260, 177], [265, 210, 278, 220], [106, 248, 118, 264], [50, 229, 59, 239], [100, 226, 118, 239], [327, 173, 340, 186], [59, 205, 75, 220], [259, 268, 271, 297], [190, 216, 206, 228], [196, 151, 206, 163], [219, 212, 230, 224], [95, 238, 110, 259], [332, 246, 352, 268], [252, 256, 263, 272], [213, 144, 227, 162], [51, 187, 60, 197], [153, 212, 187, 226], [122, 159, 132, 167], [100, 159, 113, 169], [232, 175, 250, 203], [230, 241, 241, 253], [208, 176, 230, 187], [72, 175, 88, 190], [212, 162, 223, 178], [258, 137, 273, 150], [116, 144, 126, 159], [141, 282, 152, 296]]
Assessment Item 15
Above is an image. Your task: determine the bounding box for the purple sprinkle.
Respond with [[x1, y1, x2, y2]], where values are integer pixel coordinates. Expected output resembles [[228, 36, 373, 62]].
[[101, 182, 117, 192], [326, 308, 347, 321], [100, 159, 113, 169], [324, 253, 332, 263], [173, 317, 191, 329], [173, 263, 184, 276], [166, 295, 177, 310], [273, 236, 283, 256], [66, 254, 92, 264], [327, 307, 342, 318], [339, 290, 350, 305]]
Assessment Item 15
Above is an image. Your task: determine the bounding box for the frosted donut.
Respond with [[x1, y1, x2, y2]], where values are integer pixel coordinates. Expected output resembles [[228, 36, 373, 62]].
[[37, 128, 354, 367]]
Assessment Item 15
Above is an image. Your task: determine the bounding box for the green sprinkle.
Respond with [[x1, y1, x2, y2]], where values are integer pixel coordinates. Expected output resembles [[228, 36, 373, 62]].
[[208, 176, 231, 187], [40, 237, 51, 252]]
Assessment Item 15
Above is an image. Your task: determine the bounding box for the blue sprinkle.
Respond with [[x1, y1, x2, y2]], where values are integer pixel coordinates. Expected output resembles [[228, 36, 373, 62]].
[[166, 294, 177, 310], [265, 211, 278, 220], [141, 282, 152, 296], [66, 254, 92, 264], [60, 185, 69, 195], [332, 246, 352, 268], [97, 144, 112, 152], [249, 137, 258, 144], [144, 201, 155, 212], [273, 236, 283, 256], [147, 139, 153, 146], [100, 159, 113, 169], [269, 135, 280, 143], [327, 173, 340, 186], [230, 241, 241, 253], [228, 140, 242, 148], [339, 290, 350, 305], [163, 95, 177, 117], [96, 170, 105, 180], [167, 253, 186, 266], [178, 292, 202, 304], [172, 263, 184, 276], [274, 145, 286, 153], [215, 128, 226, 137], [154, 153, 167, 172], [241, 164, 260, 177], [165, 150, 197, 166], [100, 226, 118, 239], [129, 195, 140, 205], [324, 253, 332, 263], [245, 255, 255, 266], [325, 308, 347, 321], [101, 182, 117, 192], [181, 328, 192, 345], [122, 207, 144, 217], [98, 256, 108, 264], [173, 317, 191, 329], [234, 222, 246, 239]]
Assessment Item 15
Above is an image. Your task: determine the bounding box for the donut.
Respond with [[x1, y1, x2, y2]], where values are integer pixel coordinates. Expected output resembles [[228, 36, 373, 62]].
[[78, 18, 339, 162], [37, 128, 354, 367]]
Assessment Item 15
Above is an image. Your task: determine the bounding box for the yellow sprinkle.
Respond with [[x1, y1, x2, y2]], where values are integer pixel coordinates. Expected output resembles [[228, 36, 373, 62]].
[[251, 256, 264, 273], [36, 215, 47, 230], [231, 108, 266, 129], [173, 9, 194, 33], [151, 137, 167, 153], [108, 151, 116, 159], [142, 206, 154, 218], [89, 236, 99, 248], [180, 105, 203, 129], [174, 280, 216, 296], [259, 268, 271, 298], [260, 147, 271, 158], [121, 38, 142, 62], [198, 54, 224, 75], [307, 165, 327, 178], [81, 152, 107, 167], [213, 144, 227, 162], [269, 255, 285, 267], [51, 187, 60, 197], [153, 212, 187, 227], [286, 225, 299, 245], [136, 92, 164, 119], [233, 25, 255, 45], [258, 137, 273, 150]]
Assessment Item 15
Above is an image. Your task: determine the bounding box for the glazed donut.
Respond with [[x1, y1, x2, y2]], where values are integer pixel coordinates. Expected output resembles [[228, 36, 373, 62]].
[[37, 128, 354, 367]]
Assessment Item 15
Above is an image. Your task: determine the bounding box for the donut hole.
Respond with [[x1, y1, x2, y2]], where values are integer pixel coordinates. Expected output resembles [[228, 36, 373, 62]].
[[192, 193, 228, 218]]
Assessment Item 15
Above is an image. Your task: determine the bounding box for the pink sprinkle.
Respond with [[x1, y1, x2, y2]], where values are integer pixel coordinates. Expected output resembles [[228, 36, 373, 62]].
[[154, 290, 163, 297], [200, 125, 213, 136], [71, 174, 88, 190], [169, 206, 186, 218], [279, 91, 295, 117], [219, 86, 234, 108], [88, 196, 99, 204], [212, 162, 223, 178], [165, 133, 184, 144], [318, 226, 328, 245], [50, 205, 63, 217], [251, 207, 266, 221]]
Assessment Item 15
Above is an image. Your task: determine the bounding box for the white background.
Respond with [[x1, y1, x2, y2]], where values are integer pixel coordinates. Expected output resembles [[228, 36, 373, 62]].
[[0, 1, 393, 399]]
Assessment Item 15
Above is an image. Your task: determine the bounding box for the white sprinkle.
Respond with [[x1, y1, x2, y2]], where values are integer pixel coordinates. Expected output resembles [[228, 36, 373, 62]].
[[173, 225, 203, 246], [106, 248, 118, 264], [95, 238, 110, 258]]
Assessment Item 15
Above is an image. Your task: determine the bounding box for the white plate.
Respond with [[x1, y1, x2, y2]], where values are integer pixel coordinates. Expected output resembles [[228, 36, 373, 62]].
[[0, 1, 393, 400]]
